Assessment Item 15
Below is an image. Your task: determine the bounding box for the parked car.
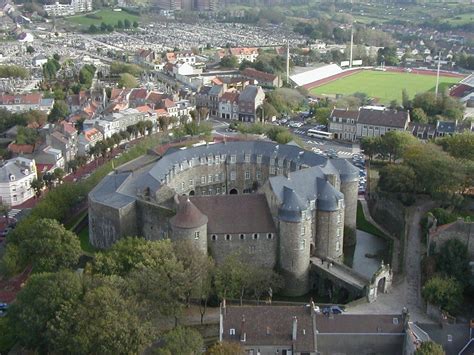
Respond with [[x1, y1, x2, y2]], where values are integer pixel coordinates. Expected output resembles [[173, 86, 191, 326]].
[[322, 305, 344, 315], [0, 303, 9, 311]]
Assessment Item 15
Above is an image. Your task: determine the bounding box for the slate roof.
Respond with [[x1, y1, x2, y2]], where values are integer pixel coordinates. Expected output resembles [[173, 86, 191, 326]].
[[242, 68, 277, 82], [331, 108, 359, 119], [315, 314, 404, 333], [170, 196, 208, 229], [190, 194, 276, 234], [0, 157, 35, 183], [239, 85, 259, 102], [358, 108, 409, 128], [221, 306, 315, 352], [436, 120, 457, 134]]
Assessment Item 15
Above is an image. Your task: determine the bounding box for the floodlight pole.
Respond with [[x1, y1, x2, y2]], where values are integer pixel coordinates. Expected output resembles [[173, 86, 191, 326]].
[[349, 23, 354, 69], [435, 51, 441, 97]]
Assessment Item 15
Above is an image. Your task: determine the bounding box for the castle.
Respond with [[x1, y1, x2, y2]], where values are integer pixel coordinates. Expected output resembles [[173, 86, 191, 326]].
[[89, 140, 359, 296]]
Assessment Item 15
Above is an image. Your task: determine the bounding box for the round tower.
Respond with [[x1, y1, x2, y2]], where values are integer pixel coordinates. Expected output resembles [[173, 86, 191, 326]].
[[278, 186, 310, 297], [332, 159, 359, 230], [315, 178, 345, 262], [170, 195, 208, 254]]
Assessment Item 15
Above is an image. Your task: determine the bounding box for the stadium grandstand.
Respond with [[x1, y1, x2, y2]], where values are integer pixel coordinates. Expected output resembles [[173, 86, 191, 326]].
[[290, 64, 343, 87], [450, 73, 474, 104]]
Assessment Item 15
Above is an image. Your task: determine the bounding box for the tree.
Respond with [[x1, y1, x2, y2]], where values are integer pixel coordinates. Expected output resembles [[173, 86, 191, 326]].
[[360, 136, 381, 161], [26, 45, 35, 54], [7, 218, 81, 273], [53, 167, 65, 183], [47, 283, 154, 355], [313, 107, 331, 125], [206, 342, 245, 355], [118, 73, 138, 88], [30, 178, 44, 197], [133, 20, 139, 28], [380, 131, 417, 162], [436, 132, 474, 161], [411, 107, 428, 124], [124, 18, 131, 28], [415, 341, 445, 355], [422, 276, 463, 314], [0, 65, 29, 79], [436, 239, 470, 287], [247, 267, 283, 303], [0, 202, 10, 225], [220, 55, 239, 68], [402, 89, 411, 109], [48, 100, 69, 123], [8, 271, 83, 352], [154, 326, 203, 355], [378, 164, 416, 193], [117, 20, 124, 29]]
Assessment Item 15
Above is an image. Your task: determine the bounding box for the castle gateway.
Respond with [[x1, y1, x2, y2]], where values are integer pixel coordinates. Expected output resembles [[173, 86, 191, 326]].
[[89, 140, 360, 296]]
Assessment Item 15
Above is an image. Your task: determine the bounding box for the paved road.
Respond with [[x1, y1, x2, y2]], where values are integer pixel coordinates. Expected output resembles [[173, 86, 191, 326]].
[[348, 200, 435, 323]]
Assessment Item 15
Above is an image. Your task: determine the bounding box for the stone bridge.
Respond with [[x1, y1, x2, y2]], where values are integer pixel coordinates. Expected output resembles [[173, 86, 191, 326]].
[[310, 257, 392, 303]]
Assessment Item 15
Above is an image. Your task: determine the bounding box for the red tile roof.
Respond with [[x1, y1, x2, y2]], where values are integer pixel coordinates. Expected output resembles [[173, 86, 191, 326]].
[[220, 91, 239, 103], [242, 68, 277, 82], [0, 93, 42, 105], [8, 143, 34, 154], [170, 196, 208, 229]]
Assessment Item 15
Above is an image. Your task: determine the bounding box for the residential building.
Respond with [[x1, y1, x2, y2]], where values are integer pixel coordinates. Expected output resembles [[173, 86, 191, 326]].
[[165, 51, 195, 65], [356, 108, 410, 138], [329, 108, 359, 141], [0, 93, 54, 113], [229, 47, 259, 63], [219, 304, 409, 355], [435, 120, 457, 137], [242, 67, 282, 88], [32, 54, 47, 67], [44, 0, 92, 16], [32, 146, 65, 170], [47, 121, 78, 163], [78, 128, 103, 156], [238, 85, 265, 122], [218, 91, 239, 120], [0, 157, 37, 206], [134, 49, 156, 65]]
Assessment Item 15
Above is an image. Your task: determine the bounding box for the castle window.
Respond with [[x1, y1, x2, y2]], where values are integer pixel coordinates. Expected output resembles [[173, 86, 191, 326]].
[[277, 167, 282, 175], [230, 171, 236, 181], [336, 241, 340, 252], [300, 239, 306, 250], [267, 233, 272, 240], [270, 166, 276, 175], [310, 200, 315, 209], [244, 153, 250, 163], [240, 234, 245, 240], [189, 179, 194, 187], [338, 200, 344, 209], [194, 231, 200, 240], [301, 226, 305, 236], [230, 328, 235, 335], [215, 156, 220, 164], [181, 182, 185, 190], [208, 174, 213, 183], [200, 157, 206, 165], [225, 234, 231, 240], [215, 173, 219, 182], [336, 228, 341, 238], [245, 171, 250, 180], [256, 171, 261, 180], [257, 155, 262, 164], [209, 188, 213, 195], [270, 157, 275, 165], [302, 211, 306, 220], [212, 235, 217, 241], [201, 176, 206, 184], [208, 155, 213, 165], [278, 159, 283, 167], [337, 214, 341, 224], [249, 245, 256, 254], [253, 233, 258, 240], [230, 155, 236, 164], [217, 187, 221, 194]]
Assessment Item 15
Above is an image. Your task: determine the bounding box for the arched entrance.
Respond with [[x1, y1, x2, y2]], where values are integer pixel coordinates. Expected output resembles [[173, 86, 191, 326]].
[[189, 190, 195, 196], [229, 188, 238, 195], [377, 277, 386, 293]]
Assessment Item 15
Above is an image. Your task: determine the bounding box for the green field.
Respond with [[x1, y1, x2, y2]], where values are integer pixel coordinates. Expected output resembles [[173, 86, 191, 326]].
[[309, 70, 461, 104], [67, 9, 139, 28]]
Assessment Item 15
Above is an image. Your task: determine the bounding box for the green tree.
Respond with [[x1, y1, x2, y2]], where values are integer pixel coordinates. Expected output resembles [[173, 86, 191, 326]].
[[436, 131, 474, 161], [53, 167, 65, 183], [133, 20, 139, 28], [124, 18, 131, 28], [378, 164, 416, 193], [313, 107, 331, 125], [247, 267, 284, 303], [48, 100, 69, 123], [118, 73, 138, 88], [0, 65, 29, 79], [15, 127, 38, 145], [411, 107, 428, 124], [220, 55, 239, 68], [422, 276, 463, 314], [6, 218, 81, 273], [206, 342, 245, 355], [30, 177, 44, 197], [436, 239, 470, 287], [47, 283, 154, 355], [402, 88, 411, 109], [360, 136, 381, 161], [415, 341, 445, 355], [117, 19, 124, 29], [380, 131, 417, 162], [8, 271, 83, 352], [154, 326, 203, 355], [26, 45, 35, 54]]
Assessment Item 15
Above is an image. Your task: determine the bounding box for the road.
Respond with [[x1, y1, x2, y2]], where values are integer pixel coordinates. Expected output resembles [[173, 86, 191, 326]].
[[347, 200, 436, 323]]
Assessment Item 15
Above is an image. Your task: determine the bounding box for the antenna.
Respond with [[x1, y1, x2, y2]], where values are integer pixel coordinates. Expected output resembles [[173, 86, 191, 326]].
[[435, 51, 441, 97], [286, 39, 290, 85]]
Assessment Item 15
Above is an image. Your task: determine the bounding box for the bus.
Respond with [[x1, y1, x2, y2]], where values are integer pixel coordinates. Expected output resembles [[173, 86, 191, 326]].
[[307, 129, 333, 140]]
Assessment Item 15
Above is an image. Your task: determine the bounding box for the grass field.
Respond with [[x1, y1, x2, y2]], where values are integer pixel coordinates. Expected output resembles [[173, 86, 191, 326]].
[[309, 70, 461, 104], [66, 9, 139, 28]]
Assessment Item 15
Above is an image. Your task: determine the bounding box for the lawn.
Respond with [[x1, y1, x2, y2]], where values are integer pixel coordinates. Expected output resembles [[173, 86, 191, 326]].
[[66, 9, 139, 28], [310, 70, 461, 104]]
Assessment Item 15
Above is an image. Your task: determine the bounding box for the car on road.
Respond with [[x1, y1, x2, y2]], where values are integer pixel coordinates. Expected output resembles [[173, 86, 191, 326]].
[[0, 303, 9, 311], [322, 305, 344, 315]]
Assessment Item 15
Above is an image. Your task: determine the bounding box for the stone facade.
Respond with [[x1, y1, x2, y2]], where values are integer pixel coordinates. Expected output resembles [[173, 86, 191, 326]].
[[88, 141, 360, 296]]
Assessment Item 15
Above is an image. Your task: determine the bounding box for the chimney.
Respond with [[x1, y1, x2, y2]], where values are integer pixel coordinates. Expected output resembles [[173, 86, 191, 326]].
[[292, 316, 297, 341], [240, 315, 246, 342]]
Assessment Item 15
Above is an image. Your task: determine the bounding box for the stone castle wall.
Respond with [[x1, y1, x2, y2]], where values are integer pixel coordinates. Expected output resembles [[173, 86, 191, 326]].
[[171, 223, 208, 255], [341, 180, 358, 229], [315, 209, 344, 262]]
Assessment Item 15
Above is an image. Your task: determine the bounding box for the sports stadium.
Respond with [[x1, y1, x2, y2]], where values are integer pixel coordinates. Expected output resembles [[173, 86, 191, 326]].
[[291, 64, 466, 104]]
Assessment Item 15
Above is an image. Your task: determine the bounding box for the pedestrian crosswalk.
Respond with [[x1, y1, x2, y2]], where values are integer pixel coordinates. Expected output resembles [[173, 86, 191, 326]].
[[337, 151, 353, 157], [294, 130, 306, 135], [7, 209, 21, 219], [311, 147, 353, 158]]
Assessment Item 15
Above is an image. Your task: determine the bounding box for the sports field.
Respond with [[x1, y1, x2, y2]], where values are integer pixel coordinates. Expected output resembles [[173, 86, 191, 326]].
[[66, 9, 139, 28], [309, 70, 461, 104]]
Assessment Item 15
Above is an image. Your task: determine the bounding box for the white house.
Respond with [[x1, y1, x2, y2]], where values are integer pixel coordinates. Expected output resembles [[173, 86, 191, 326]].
[[0, 157, 37, 206], [32, 54, 48, 67]]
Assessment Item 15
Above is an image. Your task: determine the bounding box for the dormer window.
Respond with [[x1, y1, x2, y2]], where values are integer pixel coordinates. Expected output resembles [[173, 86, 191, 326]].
[[230, 155, 236, 164], [244, 153, 250, 163], [9, 174, 15, 182], [257, 155, 262, 164]]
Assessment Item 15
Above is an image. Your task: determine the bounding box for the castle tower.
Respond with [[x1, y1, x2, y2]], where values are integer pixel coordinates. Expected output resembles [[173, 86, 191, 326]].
[[315, 178, 345, 262], [170, 195, 208, 254], [330, 159, 359, 230], [278, 186, 311, 297]]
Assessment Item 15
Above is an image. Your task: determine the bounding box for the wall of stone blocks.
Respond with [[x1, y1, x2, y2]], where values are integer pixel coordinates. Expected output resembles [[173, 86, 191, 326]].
[[315, 209, 344, 261]]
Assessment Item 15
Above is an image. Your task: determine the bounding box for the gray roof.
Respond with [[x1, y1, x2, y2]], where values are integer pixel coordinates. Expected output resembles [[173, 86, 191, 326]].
[[436, 120, 457, 133], [90, 141, 353, 213], [208, 85, 223, 96], [358, 108, 409, 128], [279, 186, 307, 222], [329, 158, 359, 182], [0, 158, 35, 183], [239, 85, 259, 102]]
